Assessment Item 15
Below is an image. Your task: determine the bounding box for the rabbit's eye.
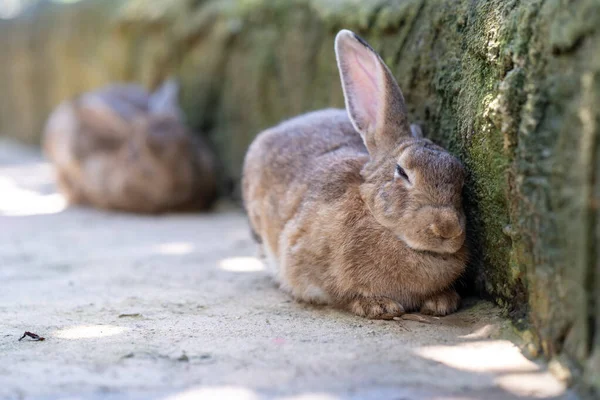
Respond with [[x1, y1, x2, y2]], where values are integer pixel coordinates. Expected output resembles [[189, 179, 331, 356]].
[[395, 165, 409, 182]]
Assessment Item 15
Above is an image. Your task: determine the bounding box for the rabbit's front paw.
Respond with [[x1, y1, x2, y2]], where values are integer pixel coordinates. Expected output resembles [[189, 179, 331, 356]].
[[420, 290, 460, 316], [349, 297, 405, 320]]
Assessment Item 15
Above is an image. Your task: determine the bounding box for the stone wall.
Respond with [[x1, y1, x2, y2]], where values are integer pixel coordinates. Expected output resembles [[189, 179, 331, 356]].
[[0, 0, 598, 394]]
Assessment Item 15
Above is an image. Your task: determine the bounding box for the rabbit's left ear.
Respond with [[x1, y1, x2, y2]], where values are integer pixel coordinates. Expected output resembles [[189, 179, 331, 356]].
[[335, 30, 411, 155], [149, 78, 181, 117]]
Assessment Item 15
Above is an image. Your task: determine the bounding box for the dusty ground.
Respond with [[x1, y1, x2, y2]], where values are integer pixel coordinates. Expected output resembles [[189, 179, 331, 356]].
[[0, 140, 575, 400]]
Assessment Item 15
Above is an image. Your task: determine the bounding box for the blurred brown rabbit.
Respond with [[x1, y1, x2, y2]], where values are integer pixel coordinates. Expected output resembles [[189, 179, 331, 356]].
[[43, 79, 217, 213], [242, 30, 468, 319]]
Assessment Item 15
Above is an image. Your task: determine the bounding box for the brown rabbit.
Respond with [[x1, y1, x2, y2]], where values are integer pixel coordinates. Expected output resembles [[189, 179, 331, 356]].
[[242, 30, 468, 319], [43, 79, 217, 214]]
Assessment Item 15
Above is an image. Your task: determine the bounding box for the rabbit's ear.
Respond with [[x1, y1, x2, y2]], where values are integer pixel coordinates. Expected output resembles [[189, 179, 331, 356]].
[[335, 30, 410, 155], [149, 78, 181, 116]]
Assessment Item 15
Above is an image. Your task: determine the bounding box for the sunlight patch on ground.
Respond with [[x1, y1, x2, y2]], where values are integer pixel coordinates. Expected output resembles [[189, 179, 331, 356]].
[[164, 386, 338, 400], [165, 386, 259, 400], [0, 176, 66, 216], [458, 324, 499, 340], [415, 340, 566, 397], [219, 256, 265, 272], [0, 0, 80, 19], [54, 325, 127, 339], [156, 242, 195, 255], [283, 394, 338, 400], [495, 371, 566, 398], [0, 0, 29, 19], [415, 340, 538, 373]]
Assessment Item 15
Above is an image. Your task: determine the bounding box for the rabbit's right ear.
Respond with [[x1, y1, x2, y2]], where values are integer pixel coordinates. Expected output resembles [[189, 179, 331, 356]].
[[149, 78, 182, 118], [335, 30, 411, 155]]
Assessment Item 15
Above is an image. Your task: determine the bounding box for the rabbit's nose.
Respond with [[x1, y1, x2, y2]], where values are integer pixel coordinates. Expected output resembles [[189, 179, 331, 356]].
[[430, 212, 462, 239]]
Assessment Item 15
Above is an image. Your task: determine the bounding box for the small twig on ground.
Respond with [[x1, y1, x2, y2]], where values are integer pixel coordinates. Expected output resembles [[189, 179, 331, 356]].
[[393, 314, 434, 324], [118, 313, 142, 318], [18, 331, 45, 341]]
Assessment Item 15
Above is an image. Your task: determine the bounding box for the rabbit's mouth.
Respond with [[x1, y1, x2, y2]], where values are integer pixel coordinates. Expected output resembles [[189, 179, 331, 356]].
[[397, 231, 465, 255]]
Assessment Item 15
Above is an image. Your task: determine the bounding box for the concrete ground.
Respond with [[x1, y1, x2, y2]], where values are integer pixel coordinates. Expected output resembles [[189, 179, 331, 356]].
[[0, 139, 575, 400]]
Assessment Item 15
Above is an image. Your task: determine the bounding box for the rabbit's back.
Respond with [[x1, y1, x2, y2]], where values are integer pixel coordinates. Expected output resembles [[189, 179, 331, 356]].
[[84, 84, 149, 122], [243, 108, 367, 235], [44, 87, 140, 165], [244, 108, 366, 200]]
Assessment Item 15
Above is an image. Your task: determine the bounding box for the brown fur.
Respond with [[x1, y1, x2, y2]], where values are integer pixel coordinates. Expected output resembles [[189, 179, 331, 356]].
[[242, 30, 468, 319], [43, 80, 216, 214]]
